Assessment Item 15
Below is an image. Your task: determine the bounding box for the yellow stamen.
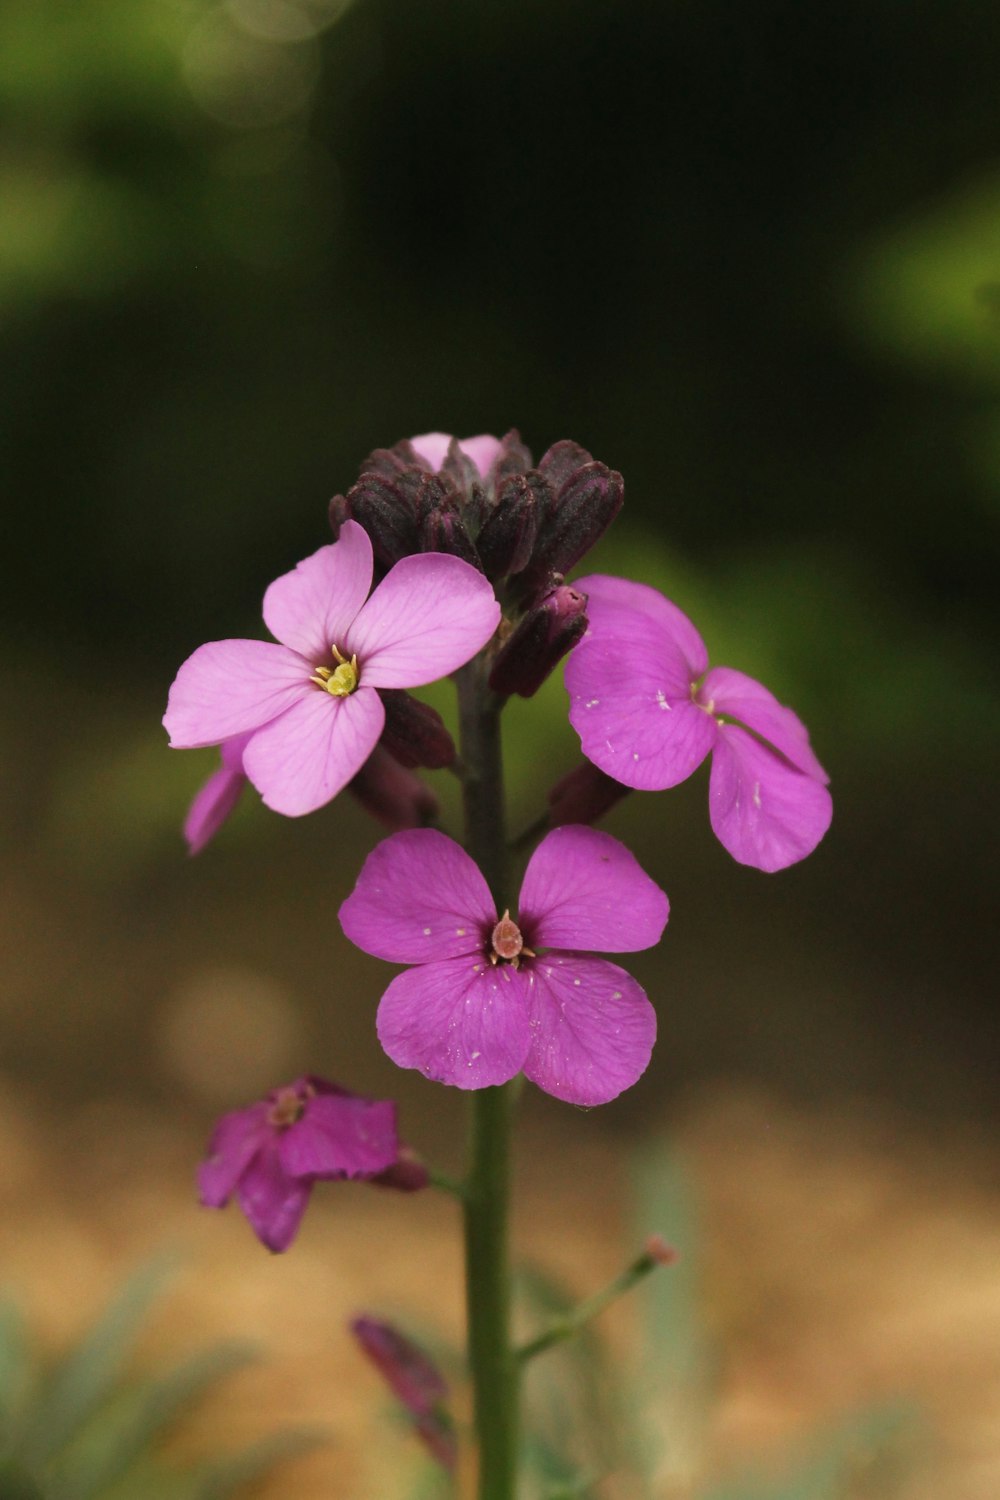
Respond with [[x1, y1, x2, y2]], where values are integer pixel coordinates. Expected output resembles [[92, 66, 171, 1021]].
[[310, 648, 359, 696]]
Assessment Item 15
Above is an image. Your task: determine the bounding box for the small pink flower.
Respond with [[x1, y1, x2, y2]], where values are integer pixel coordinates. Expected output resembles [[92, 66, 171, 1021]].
[[339, 825, 668, 1107], [198, 1076, 400, 1252], [183, 732, 252, 854], [164, 520, 500, 817], [564, 575, 832, 872]]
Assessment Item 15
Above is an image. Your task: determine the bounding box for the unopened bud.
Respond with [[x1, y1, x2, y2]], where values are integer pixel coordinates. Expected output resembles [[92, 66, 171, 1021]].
[[644, 1234, 680, 1266], [488, 585, 588, 698], [379, 690, 456, 770], [492, 428, 533, 482], [350, 1316, 456, 1471], [547, 760, 629, 826], [349, 746, 439, 829], [521, 461, 624, 599], [421, 503, 481, 569], [537, 438, 593, 491], [342, 473, 420, 567], [476, 472, 548, 581]]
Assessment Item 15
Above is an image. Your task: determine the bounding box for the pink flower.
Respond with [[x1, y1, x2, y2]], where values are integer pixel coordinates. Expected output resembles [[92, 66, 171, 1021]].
[[164, 520, 500, 817], [198, 1076, 400, 1252], [183, 732, 251, 854], [564, 575, 832, 872], [339, 825, 668, 1107]]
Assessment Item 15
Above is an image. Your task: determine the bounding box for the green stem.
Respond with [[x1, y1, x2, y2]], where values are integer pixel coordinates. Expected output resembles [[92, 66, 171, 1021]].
[[516, 1243, 673, 1365], [456, 659, 519, 1500]]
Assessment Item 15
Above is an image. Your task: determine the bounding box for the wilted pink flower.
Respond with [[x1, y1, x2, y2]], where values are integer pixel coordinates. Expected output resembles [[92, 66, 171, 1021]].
[[198, 1076, 400, 1252], [564, 575, 832, 872], [164, 521, 499, 817], [339, 825, 668, 1107], [183, 732, 252, 854], [351, 1316, 456, 1471]]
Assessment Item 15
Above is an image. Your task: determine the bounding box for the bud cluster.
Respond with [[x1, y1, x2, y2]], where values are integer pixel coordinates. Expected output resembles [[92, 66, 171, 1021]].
[[330, 430, 623, 700]]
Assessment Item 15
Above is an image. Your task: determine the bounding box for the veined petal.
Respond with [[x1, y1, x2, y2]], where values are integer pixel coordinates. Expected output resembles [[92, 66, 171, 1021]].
[[701, 666, 829, 783], [277, 1094, 398, 1180], [164, 640, 309, 748], [197, 1102, 270, 1206], [574, 574, 710, 679], [519, 826, 668, 953], [346, 554, 500, 689], [522, 954, 656, 1106], [242, 685, 384, 817], [184, 760, 247, 856], [709, 723, 833, 872], [566, 615, 717, 790], [339, 828, 495, 963], [236, 1142, 311, 1252], [262, 523, 374, 660], [376, 957, 531, 1090]]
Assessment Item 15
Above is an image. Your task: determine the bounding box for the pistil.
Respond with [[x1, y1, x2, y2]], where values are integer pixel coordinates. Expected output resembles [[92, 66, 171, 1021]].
[[311, 644, 359, 696], [489, 911, 535, 970]]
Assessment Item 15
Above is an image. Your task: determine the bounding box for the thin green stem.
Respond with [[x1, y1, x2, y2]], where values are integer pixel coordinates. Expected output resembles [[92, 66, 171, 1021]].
[[516, 1242, 674, 1365], [456, 658, 519, 1500]]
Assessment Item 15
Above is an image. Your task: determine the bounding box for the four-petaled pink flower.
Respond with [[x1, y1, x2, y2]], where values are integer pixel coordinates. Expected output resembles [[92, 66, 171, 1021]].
[[564, 575, 832, 872], [339, 825, 668, 1107], [163, 520, 500, 817], [198, 1076, 400, 1252]]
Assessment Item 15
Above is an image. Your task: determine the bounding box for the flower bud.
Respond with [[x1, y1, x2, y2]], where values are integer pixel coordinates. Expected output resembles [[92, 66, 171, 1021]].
[[350, 1317, 456, 1471], [349, 746, 439, 830], [521, 461, 624, 598], [537, 438, 593, 490], [491, 427, 534, 482], [547, 760, 629, 826], [378, 689, 456, 769], [488, 584, 588, 698], [341, 473, 420, 567], [475, 472, 548, 581], [420, 502, 481, 570]]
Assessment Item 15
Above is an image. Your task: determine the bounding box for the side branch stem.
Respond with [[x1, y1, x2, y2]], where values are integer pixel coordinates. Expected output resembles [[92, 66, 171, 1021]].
[[456, 659, 518, 1500]]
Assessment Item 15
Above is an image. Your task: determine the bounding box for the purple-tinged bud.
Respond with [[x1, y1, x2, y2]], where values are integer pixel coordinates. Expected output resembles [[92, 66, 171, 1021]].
[[351, 1317, 456, 1471], [371, 1146, 431, 1193], [341, 473, 420, 567], [537, 438, 594, 491], [488, 584, 588, 698], [492, 428, 534, 483], [348, 746, 439, 830], [328, 492, 351, 539], [476, 472, 548, 581], [547, 760, 630, 826], [420, 503, 482, 570], [358, 440, 421, 477], [379, 690, 456, 769], [521, 461, 624, 598]]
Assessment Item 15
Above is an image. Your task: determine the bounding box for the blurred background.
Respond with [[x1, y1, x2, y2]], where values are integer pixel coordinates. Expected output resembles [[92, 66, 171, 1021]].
[[1, 1, 999, 1496]]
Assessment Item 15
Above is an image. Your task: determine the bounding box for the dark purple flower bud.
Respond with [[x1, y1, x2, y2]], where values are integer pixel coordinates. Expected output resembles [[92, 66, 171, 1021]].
[[358, 440, 421, 477], [476, 472, 549, 581], [522, 461, 624, 598], [341, 473, 420, 567], [351, 1317, 456, 1471], [420, 502, 482, 570], [488, 584, 588, 698], [547, 760, 630, 826], [537, 438, 594, 491], [328, 492, 351, 539], [492, 427, 534, 482], [349, 746, 440, 830], [378, 690, 456, 770]]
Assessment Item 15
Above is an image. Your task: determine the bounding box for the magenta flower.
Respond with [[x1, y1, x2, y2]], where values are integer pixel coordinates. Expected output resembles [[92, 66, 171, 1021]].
[[564, 575, 832, 872], [198, 1076, 400, 1252], [163, 520, 500, 817], [183, 732, 251, 854], [339, 825, 668, 1107]]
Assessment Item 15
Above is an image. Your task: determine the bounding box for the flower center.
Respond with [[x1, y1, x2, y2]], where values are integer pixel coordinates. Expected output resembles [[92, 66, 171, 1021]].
[[691, 680, 717, 718], [489, 910, 535, 970], [267, 1083, 312, 1129], [311, 644, 359, 696]]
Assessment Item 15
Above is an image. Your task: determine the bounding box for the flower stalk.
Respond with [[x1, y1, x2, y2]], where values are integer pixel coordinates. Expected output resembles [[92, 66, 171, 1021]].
[[516, 1237, 677, 1365], [456, 656, 519, 1499]]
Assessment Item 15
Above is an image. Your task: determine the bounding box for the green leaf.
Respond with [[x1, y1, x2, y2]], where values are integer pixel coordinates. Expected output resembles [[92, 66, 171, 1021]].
[[0, 1456, 47, 1500], [17, 1255, 178, 1470]]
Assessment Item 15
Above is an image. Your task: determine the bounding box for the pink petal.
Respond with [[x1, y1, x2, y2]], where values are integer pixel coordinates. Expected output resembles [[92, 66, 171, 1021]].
[[277, 1094, 398, 1180], [346, 554, 500, 689], [197, 1102, 271, 1207], [183, 760, 247, 856], [522, 954, 656, 1106], [574, 574, 710, 679], [518, 826, 668, 953], [457, 434, 503, 476], [566, 611, 717, 790], [409, 432, 453, 471], [339, 829, 495, 963], [242, 685, 384, 817], [236, 1141, 312, 1252], [262, 524, 374, 661], [709, 723, 833, 871], [376, 957, 531, 1090], [164, 640, 310, 749], [701, 666, 829, 783]]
